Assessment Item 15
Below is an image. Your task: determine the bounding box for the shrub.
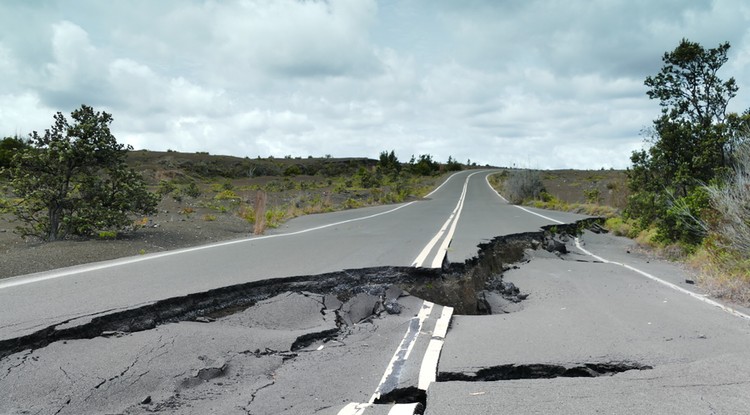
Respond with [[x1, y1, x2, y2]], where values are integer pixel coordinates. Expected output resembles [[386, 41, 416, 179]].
[[97, 230, 117, 239], [583, 188, 601, 204], [183, 182, 202, 198], [605, 217, 640, 238], [214, 190, 240, 202], [238, 204, 255, 223], [264, 207, 285, 228], [504, 170, 545, 204]]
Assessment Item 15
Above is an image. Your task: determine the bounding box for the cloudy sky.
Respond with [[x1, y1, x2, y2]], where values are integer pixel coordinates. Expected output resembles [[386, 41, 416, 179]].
[[1, 0, 749, 169]]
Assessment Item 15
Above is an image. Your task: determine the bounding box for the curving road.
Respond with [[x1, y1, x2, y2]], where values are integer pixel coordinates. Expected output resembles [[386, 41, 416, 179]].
[[2, 169, 749, 414], [0, 170, 566, 343]]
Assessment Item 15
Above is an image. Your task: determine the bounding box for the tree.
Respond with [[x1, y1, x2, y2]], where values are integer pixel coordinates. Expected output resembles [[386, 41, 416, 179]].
[[6, 105, 158, 241], [445, 156, 463, 172], [378, 150, 401, 174], [627, 39, 749, 243], [0, 136, 29, 170], [408, 154, 439, 176]]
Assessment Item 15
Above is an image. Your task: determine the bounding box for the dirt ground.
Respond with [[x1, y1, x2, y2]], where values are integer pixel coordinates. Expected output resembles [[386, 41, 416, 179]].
[[0, 167, 626, 280], [0, 197, 252, 279]]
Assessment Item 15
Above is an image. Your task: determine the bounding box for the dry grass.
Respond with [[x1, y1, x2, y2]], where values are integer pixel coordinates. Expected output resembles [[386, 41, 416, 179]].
[[690, 247, 750, 305], [253, 190, 267, 235], [696, 141, 750, 305]]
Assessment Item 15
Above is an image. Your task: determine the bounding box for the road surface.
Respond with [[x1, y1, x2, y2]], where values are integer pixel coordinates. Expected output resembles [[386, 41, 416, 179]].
[[1, 170, 749, 414]]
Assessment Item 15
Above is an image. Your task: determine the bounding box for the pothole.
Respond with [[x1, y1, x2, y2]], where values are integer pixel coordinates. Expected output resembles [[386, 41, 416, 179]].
[[437, 362, 653, 382], [0, 218, 603, 361]]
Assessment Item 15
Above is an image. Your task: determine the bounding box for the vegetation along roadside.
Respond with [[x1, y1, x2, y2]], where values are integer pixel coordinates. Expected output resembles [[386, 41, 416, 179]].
[[491, 39, 750, 306], [0, 106, 470, 279]]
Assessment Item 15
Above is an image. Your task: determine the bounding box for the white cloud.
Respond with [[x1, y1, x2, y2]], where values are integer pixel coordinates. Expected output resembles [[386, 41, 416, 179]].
[[0, 0, 748, 168]]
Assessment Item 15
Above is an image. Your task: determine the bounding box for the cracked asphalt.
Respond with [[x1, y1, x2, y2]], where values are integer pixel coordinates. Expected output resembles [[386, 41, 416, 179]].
[[2, 170, 749, 414], [429, 231, 750, 414]]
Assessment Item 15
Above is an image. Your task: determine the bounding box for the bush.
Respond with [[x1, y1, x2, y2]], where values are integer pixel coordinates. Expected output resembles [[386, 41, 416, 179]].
[[656, 187, 710, 245], [158, 180, 178, 196], [704, 141, 750, 264], [183, 182, 202, 198], [605, 217, 640, 238], [504, 170, 545, 204], [214, 190, 240, 202]]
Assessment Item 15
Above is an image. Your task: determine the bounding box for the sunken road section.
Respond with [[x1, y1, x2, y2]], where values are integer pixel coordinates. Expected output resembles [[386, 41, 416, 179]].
[[0, 218, 604, 361]]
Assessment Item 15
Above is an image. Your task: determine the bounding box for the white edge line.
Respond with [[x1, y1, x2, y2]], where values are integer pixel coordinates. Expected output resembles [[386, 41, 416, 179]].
[[388, 403, 421, 415], [370, 301, 434, 404], [493, 168, 750, 322], [424, 171, 465, 197], [0, 201, 417, 290], [483, 172, 565, 225], [575, 238, 750, 322], [484, 172, 509, 203], [337, 402, 370, 415], [514, 205, 564, 225], [417, 306, 453, 390]]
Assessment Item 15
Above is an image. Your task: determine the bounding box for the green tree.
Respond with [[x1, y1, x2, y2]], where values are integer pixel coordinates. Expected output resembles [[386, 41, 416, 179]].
[[378, 150, 401, 174], [445, 156, 463, 172], [0, 136, 29, 170], [408, 154, 439, 176], [628, 39, 749, 243], [6, 105, 158, 241]]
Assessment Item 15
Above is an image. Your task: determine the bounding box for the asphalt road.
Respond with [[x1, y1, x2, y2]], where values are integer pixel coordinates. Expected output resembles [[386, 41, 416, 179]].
[[0, 170, 561, 343], [2, 169, 749, 414]]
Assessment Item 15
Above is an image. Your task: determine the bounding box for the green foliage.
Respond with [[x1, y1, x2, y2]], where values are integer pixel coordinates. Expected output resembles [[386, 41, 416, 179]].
[[284, 164, 302, 176], [5, 105, 158, 240], [0, 136, 29, 170], [355, 167, 380, 188], [213, 189, 240, 202], [97, 230, 117, 239], [343, 198, 362, 209], [264, 207, 286, 228], [657, 187, 710, 245], [183, 182, 202, 198], [627, 39, 750, 246], [378, 150, 401, 174], [445, 156, 463, 172], [408, 154, 440, 176], [605, 217, 640, 239], [583, 188, 601, 204], [158, 180, 178, 196]]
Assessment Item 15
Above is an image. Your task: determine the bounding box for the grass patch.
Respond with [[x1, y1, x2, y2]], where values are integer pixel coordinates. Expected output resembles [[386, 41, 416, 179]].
[[97, 230, 117, 240], [690, 246, 750, 305]]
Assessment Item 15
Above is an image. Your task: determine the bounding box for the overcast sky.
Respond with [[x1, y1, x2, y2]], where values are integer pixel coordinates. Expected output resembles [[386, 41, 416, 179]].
[[1, 0, 749, 168]]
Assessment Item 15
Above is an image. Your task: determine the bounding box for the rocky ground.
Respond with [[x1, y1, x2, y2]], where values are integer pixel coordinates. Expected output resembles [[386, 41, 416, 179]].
[[0, 199, 252, 279]]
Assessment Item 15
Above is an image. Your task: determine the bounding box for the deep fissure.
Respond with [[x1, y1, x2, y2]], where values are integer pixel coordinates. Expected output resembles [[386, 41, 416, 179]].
[[437, 362, 654, 382], [373, 386, 426, 414], [0, 218, 602, 362]]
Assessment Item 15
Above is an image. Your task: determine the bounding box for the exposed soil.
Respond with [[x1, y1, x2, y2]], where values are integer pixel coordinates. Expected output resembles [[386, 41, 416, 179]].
[[0, 199, 252, 279], [1, 151, 446, 279]]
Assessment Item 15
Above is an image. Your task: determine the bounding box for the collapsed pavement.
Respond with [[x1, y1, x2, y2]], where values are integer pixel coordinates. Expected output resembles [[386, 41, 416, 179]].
[[0, 218, 605, 414]]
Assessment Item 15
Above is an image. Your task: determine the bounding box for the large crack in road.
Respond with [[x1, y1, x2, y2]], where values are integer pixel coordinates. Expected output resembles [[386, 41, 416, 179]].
[[1, 218, 612, 414]]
